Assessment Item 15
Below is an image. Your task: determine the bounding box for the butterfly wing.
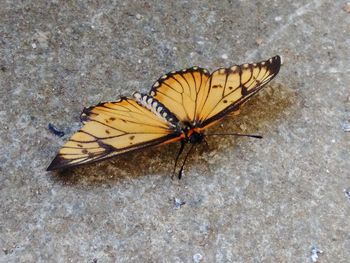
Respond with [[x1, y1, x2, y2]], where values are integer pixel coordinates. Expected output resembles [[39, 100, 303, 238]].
[[149, 67, 210, 123], [150, 56, 281, 128], [197, 55, 281, 128], [47, 98, 182, 171]]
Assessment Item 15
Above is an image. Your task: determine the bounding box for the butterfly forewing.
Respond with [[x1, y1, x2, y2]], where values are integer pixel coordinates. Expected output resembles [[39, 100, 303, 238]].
[[47, 98, 181, 170], [197, 55, 281, 127]]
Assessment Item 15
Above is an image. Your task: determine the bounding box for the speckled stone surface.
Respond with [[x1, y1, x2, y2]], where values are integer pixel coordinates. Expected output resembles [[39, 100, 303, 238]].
[[1, 1, 349, 262]]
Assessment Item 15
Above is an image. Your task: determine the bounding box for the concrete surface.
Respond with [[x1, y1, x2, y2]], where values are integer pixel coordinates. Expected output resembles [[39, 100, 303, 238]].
[[1, 0, 349, 262]]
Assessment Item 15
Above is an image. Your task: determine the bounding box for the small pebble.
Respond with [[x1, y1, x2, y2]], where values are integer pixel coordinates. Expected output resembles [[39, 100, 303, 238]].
[[174, 198, 185, 209], [31, 43, 37, 49], [343, 3, 350, 13], [136, 14, 142, 20], [255, 37, 263, 45], [344, 189, 350, 200], [310, 246, 323, 262], [221, 54, 228, 60], [341, 122, 350, 132], [193, 253, 203, 263], [274, 16, 282, 21]]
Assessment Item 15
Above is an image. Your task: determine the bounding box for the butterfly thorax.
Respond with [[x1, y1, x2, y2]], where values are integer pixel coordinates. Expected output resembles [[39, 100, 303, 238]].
[[187, 131, 204, 144], [133, 92, 204, 144]]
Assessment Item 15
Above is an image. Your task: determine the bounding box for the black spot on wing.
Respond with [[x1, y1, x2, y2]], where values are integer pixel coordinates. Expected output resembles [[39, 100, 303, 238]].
[[46, 155, 70, 171], [241, 86, 248, 96], [80, 97, 131, 123], [268, 55, 281, 75]]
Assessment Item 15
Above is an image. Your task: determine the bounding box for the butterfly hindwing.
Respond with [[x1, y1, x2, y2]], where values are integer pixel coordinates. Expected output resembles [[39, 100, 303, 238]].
[[150, 67, 210, 123], [47, 98, 181, 170]]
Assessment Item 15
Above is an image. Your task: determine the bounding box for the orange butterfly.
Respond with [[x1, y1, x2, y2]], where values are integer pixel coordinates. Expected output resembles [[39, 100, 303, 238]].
[[47, 56, 281, 177]]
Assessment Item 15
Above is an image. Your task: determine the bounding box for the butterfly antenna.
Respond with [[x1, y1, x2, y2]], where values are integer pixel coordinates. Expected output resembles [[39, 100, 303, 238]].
[[178, 144, 195, 180], [206, 133, 263, 139], [172, 141, 186, 180]]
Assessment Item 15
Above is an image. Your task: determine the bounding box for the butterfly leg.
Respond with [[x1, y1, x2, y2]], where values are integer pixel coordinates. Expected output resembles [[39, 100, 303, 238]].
[[178, 144, 195, 180], [172, 140, 186, 180]]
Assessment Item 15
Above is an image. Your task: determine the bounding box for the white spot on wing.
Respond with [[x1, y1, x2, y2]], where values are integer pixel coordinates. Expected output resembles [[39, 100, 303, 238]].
[[133, 92, 141, 100], [231, 66, 238, 71], [280, 55, 284, 65]]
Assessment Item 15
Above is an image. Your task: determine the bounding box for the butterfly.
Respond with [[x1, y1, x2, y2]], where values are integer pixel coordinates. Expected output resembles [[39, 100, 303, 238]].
[[47, 55, 281, 178]]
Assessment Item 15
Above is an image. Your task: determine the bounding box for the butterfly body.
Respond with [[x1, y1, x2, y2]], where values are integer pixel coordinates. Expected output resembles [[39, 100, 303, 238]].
[[47, 56, 281, 172]]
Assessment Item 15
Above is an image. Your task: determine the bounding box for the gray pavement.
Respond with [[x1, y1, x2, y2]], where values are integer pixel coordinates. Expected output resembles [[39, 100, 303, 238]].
[[1, 1, 349, 262]]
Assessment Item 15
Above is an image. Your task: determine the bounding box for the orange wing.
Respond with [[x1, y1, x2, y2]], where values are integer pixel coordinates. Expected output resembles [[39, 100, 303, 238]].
[[149, 67, 210, 123], [197, 56, 281, 128], [150, 56, 281, 128], [47, 98, 181, 171]]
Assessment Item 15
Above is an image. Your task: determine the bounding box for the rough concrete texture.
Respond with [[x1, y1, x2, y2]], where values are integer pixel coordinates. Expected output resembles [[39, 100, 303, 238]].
[[1, 0, 349, 262]]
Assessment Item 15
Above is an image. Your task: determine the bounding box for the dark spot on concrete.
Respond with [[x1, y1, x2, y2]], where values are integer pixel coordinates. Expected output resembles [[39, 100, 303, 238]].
[[1, 66, 7, 72], [48, 123, 65, 137]]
